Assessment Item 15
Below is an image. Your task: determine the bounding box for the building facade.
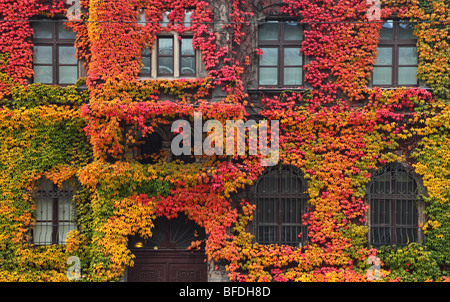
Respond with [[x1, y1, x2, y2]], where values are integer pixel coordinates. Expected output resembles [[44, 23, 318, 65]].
[[0, 0, 449, 282]]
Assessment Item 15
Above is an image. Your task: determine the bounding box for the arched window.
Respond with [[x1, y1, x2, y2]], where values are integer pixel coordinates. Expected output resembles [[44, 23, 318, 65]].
[[254, 166, 309, 247], [367, 163, 424, 246], [33, 178, 76, 245]]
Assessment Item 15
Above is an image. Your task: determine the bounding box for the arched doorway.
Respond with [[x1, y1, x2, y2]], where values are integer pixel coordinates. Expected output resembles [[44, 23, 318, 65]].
[[127, 214, 207, 282]]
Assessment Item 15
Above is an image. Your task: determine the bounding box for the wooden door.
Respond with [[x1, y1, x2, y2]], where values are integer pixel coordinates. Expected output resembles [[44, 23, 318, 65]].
[[127, 215, 207, 282]]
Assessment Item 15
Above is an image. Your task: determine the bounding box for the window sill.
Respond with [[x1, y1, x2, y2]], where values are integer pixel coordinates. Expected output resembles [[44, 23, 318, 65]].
[[138, 76, 202, 81], [247, 87, 311, 94]]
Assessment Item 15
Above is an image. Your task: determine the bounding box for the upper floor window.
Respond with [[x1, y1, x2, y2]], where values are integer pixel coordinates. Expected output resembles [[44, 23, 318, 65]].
[[372, 20, 418, 87], [258, 21, 304, 87], [253, 166, 309, 247], [32, 178, 76, 245], [138, 10, 200, 79], [32, 20, 79, 85], [367, 163, 424, 247]]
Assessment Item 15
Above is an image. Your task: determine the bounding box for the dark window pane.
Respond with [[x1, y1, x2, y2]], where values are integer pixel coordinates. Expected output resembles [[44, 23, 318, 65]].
[[284, 68, 302, 85], [34, 46, 53, 64], [259, 22, 279, 40], [284, 21, 302, 40], [158, 57, 173, 74], [59, 46, 77, 64], [399, 22, 415, 39], [58, 22, 76, 39], [158, 38, 173, 55], [375, 47, 393, 65], [34, 66, 53, 83], [181, 57, 195, 75], [181, 38, 194, 55], [260, 48, 278, 66], [255, 167, 308, 247], [140, 48, 151, 75], [398, 47, 417, 65], [373, 67, 392, 85], [59, 66, 78, 84], [398, 67, 417, 85], [259, 68, 278, 85], [380, 21, 393, 40], [284, 48, 302, 66], [33, 22, 53, 39]]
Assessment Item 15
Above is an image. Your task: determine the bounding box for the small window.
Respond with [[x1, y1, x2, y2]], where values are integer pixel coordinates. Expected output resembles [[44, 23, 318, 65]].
[[258, 21, 304, 87], [372, 20, 418, 87], [138, 131, 164, 164], [367, 163, 423, 246], [33, 178, 76, 245], [254, 166, 309, 247], [32, 20, 79, 85], [180, 38, 196, 76], [138, 10, 200, 79], [157, 37, 174, 76], [140, 48, 151, 77]]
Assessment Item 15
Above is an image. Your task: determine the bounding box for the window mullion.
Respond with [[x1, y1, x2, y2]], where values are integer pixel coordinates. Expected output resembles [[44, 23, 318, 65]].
[[174, 34, 180, 78]]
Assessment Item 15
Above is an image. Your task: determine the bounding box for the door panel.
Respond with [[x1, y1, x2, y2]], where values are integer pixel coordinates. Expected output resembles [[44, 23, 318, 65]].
[[128, 250, 207, 282]]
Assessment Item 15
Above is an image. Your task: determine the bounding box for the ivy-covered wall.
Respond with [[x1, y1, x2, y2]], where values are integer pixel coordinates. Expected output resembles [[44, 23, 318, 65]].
[[0, 0, 449, 282]]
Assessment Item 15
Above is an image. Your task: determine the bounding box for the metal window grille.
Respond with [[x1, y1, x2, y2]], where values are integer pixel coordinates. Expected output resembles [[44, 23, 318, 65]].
[[30, 178, 76, 246], [367, 163, 421, 246], [254, 166, 309, 247]]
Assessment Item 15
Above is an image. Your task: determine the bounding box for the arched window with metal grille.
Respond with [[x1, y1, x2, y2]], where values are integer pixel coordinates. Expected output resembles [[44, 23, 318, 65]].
[[32, 178, 77, 245], [253, 165, 309, 247], [367, 162, 425, 247]]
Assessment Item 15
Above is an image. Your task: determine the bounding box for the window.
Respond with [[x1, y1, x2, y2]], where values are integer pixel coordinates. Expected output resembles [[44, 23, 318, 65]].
[[137, 128, 196, 164], [254, 166, 309, 247], [258, 21, 304, 87], [33, 178, 76, 245], [32, 20, 79, 85], [372, 20, 418, 87], [138, 131, 164, 164], [140, 48, 152, 77], [138, 10, 199, 79], [158, 37, 174, 76], [180, 37, 196, 76], [367, 163, 423, 246]]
